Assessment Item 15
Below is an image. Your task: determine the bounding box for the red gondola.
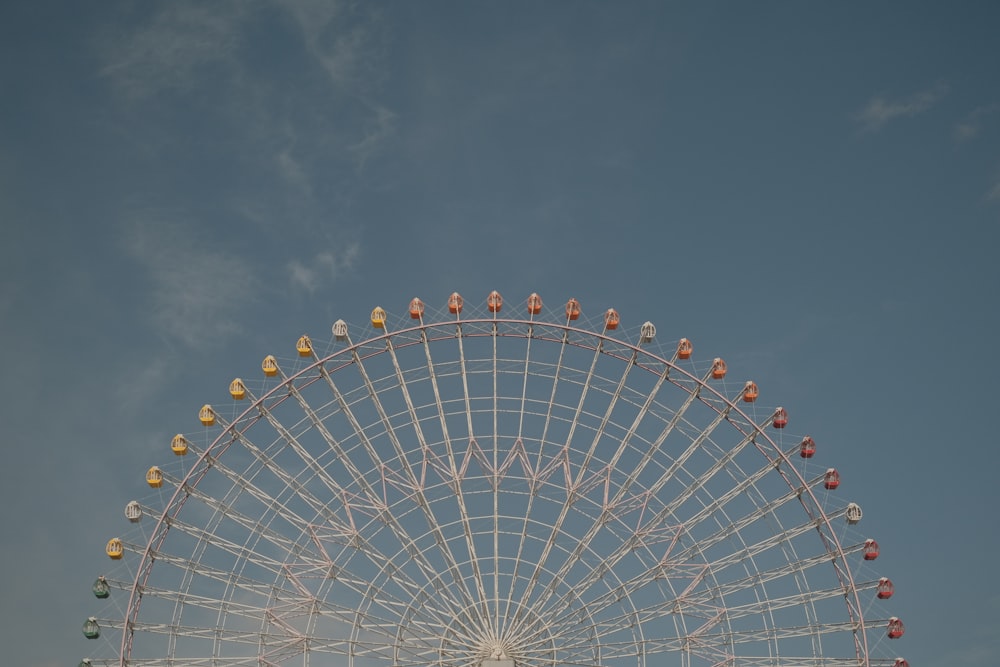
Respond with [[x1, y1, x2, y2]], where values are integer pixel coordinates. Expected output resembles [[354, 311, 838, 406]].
[[887, 617, 905, 639], [823, 468, 840, 490], [863, 538, 880, 560], [487, 290, 503, 313], [565, 298, 581, 320], [799, 436, 816, 458], [448, 292, 463, 314], [772, 407, 788, 429], [527, 293, 543, 315], [604, 309, 620, 330], [877, 577, 894, 599], [409, 298, 425, 319]]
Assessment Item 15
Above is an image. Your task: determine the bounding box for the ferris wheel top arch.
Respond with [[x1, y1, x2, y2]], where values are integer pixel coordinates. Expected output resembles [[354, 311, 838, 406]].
[[82, 289, 905, 667]]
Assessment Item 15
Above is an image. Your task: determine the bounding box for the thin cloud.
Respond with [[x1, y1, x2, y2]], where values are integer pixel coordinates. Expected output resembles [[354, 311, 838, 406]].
[[124, 217, 257, 347], [955, 103, 1000, 142], [854, 82, 949, 132], [99, 3, 246, 100], [288, 244, 361, 293]]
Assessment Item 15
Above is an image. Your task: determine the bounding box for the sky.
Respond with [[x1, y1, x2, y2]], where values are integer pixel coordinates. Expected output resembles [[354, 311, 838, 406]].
[[1, 1, 998, 666]]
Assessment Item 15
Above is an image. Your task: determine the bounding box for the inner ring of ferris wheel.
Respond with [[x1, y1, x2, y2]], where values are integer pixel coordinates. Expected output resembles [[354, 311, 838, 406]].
[[90, 294, 902, 667]]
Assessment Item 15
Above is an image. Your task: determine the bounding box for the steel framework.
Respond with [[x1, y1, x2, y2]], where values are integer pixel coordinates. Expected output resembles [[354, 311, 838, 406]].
[[80, 293, 905, 667]]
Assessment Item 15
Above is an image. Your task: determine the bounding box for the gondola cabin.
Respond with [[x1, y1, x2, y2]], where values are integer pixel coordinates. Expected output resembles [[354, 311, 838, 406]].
[[79, 660, 92, 667], [448, 292, 464, 314], [527, 293, 543, 315], [146, 466, 163, 488], [92, 576, 110, 599], [772, 407, 788, 429], [229, 378, 246, 400], [125, 500, 142, 523], [799, 436, 816, 458], [863, 538, 880, 560], [565, 298, 581, 320], [332, 320, 348, 341], [106, 538, 123, 560], [199, 404, 215, 426], [677, 338, 693, 360], [371, 307, 387, 328], [711, 358, 727, 380], [640, 322, 656, 342], [823, 468, 840, 490], [296, 335, 313, 357], [743, 381, 758, 403], [82, 617, 101, 639], [887, 617, 905, 639], [604, 309, 620, 330], [893, 659, 909, 667], [877, 577, 894, 599], [487, 291, 503, 313], [171, 434, 189, 455], [409, 298, 425, 319], [846, 502, 862, 525], [262, 355, 278, 377]]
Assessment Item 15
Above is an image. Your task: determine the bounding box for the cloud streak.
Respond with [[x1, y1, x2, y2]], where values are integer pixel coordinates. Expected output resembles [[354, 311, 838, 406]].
[[124, 216, 257, 348], [854, 82, 949, 132], [955, 103, 1000, 142]]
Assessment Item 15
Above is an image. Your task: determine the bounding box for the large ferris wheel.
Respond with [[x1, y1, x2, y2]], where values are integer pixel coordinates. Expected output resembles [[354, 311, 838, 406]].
[[80, 291, 907, 667]]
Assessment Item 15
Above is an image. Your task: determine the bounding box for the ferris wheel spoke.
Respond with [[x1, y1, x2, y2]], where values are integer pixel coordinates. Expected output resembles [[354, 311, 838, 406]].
[[508, 331, 623, 633], [285, 360, 477, 623], [409, 323, 499, 632]]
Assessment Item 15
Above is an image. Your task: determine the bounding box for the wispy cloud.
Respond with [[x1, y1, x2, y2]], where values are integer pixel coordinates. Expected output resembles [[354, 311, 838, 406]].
[[124, 216, 257, 347], [854, 82, 949, 132], [98, 3, 246, 101], [955, 103, 1000, 142], [288, 244, 360, 293], [987, 176, 1000, 203]]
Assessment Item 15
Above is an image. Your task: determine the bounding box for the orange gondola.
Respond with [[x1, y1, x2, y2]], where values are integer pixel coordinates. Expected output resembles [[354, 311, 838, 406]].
[[526, 293, 543, 315], [565, 298, 581, 321], [487, 290, 503, 313], [448, 292, 464, 314], [409, 298, 425, 319], [604, 309, 620, 330], [677, 338, 693, 359]]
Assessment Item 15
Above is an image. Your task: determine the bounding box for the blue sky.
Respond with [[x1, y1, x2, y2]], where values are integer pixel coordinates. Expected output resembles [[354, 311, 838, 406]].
[[2, 2, 998, 666]]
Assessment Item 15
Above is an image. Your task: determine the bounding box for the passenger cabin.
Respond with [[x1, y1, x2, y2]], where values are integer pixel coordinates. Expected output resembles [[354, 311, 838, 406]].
[[640, 322, 656, 342], [332, 320, 348, 341], [448, 292, 464, 314], [296, 335, 313, 357], [106, 538, 123, 560], [146, 466, 163, 488], [887, 618, 905, 639], [877, 577, 894, 599], [677, 338, 693, 359], [863, 538, 880, 560], [409, 298, 425, 319], [371, 307, 387, 329], [92, 576, 110, 599], [199, 404, 215, 426], [262, 355, 279, 377], [894, 659, 909, 667], [526, 293, 543, 315], [604, 309, 620, 330], [229, 378, 246, 400], [82, 617, 101, 639], [171, 434, 189, 455], [846, 502, 862, 525], [487, 291, 503, 313], [743, 381, 758, 403], [565, 298, 581, 320], [823, 468, 840, 490], [772, 407, 788, 429], [125, 500, 142, 523], [799, 436, 816, 458], [711, 358, 727, 380]]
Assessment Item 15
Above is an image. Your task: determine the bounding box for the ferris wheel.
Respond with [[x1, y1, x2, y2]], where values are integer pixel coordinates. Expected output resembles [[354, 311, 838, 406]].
[[80, 291, 907, 667]]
